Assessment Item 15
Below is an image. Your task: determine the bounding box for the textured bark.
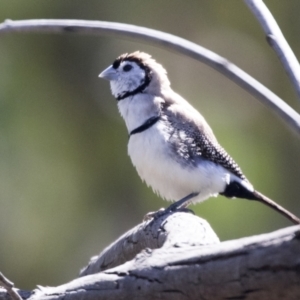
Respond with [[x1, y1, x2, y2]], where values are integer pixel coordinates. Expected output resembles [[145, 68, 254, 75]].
[[0, 211, 299, 300], [80, 210, 219, 276]]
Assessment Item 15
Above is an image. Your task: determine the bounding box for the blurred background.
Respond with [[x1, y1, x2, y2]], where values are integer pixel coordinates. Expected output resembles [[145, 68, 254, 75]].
[[0, 0, 300, 289]]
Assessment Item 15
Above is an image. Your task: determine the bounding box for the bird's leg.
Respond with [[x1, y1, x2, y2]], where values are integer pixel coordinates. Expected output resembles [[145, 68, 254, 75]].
[[164, 192, 199, 213], [143, 192, 199, 221]]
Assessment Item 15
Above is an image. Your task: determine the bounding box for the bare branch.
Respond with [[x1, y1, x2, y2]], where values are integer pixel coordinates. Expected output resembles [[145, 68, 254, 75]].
[[32, 225, 300, 300], [0, 273, 22, 300], [0, 19, 299, 135], [0, 221, 298, 300], [245, 0, 300, 100], [0, 17, 299, 298], [80, 211, 220, 276]]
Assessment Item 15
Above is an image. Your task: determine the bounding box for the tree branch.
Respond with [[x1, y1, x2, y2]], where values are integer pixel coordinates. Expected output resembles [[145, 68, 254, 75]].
[[0, 19, 299, 135], [0, 212, 299, 300], [1, 14, 300, 299], [0, 273, 22, 300], [80, 211, 220, 276], [245, 0, 300, 100]]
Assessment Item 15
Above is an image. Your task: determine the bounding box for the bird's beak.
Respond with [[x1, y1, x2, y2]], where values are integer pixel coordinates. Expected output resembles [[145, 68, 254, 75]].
[[99, 65, 118, 81]]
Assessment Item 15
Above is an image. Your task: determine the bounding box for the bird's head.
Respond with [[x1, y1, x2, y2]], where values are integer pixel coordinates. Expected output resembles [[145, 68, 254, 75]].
[[99, 51, 170, 101]]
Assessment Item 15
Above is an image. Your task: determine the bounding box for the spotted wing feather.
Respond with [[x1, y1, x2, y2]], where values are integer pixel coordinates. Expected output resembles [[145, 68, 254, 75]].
[[162, 105, 245, 180]]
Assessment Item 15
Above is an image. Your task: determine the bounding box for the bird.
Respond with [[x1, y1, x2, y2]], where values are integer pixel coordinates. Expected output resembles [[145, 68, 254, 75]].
[[99, 51, 300, 225]]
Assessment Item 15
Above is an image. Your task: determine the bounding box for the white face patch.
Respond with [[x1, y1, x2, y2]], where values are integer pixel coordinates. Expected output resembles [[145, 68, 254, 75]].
[[110, 61, 147, 99]]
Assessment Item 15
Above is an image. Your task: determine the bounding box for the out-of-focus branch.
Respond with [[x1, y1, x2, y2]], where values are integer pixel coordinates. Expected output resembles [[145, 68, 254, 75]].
[[0, 19, 299, 135], [0, 273, 22, 300], [245, 0, 300, 100]]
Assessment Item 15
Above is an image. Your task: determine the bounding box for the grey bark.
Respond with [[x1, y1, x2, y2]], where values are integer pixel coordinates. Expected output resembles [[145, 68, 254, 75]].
[[0, 211, 299, 300], [80, 211, 219, 276]]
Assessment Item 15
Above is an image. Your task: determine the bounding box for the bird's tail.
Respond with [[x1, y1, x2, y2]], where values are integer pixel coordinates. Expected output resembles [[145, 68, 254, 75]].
[[252, 190, 300, 225]]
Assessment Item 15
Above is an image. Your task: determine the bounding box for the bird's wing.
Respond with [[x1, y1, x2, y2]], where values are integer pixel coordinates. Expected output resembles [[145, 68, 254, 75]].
[[161, 96, 246, 180]]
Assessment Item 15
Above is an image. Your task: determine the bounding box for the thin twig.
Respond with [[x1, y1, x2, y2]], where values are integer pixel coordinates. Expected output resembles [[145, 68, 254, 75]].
[[0, 19, 300, 135], [245, 0, 300, 100], [0, 272, 22, 300]]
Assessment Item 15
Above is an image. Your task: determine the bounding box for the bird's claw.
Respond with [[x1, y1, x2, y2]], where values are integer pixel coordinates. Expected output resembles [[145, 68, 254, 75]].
[[143, 208, 165, 221]]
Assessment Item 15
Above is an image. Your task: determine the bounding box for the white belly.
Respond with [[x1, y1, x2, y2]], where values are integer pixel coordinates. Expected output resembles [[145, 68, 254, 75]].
[[128, 123, 229, 203]]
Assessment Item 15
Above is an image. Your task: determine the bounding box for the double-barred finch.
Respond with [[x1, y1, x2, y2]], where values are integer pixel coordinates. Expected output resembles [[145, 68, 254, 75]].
[[99, 51, 300, 225]]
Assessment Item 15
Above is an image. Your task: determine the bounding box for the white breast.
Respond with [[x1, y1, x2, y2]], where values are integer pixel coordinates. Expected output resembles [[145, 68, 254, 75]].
[[128, 120, 230, 203], [117, 93, 230, 204]]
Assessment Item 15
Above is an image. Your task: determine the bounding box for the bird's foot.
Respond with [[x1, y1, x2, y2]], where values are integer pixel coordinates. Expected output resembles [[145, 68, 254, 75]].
[[143, 207, 194, 222], [143, 192, 198, 221], [143, 208, 165, 221]]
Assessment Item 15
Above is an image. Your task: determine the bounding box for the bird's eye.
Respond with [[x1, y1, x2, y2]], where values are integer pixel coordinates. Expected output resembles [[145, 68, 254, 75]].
[[123, 64, 133, 72]]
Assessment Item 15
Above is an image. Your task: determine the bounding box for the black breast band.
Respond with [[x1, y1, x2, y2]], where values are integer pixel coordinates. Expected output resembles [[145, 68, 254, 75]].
[[129, 115, 160, 136]]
